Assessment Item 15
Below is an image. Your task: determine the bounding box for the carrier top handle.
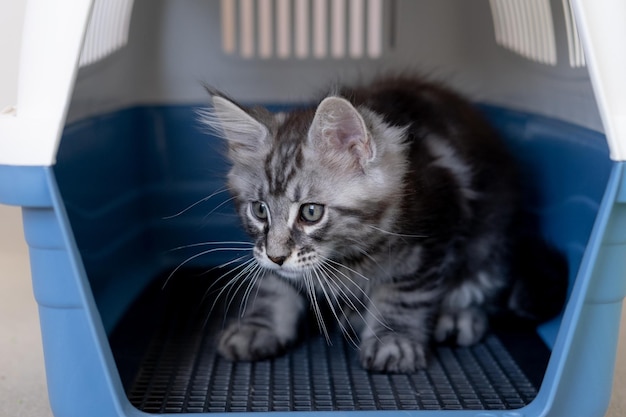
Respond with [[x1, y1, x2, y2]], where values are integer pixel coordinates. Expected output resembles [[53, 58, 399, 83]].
[[571, 0, 626, 161], [0, 0, 92, 167]]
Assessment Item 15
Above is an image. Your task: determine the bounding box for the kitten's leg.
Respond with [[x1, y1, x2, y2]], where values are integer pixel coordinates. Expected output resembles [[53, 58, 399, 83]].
[[218, 273, 306, 361], [434, 271, 499, 346], [435, 305, 488, 346], [358, 281, 439, 373]]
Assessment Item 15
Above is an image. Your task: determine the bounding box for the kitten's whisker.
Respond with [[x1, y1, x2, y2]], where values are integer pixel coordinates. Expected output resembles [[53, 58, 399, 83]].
[[202, 255, 252, 275], [326, 244, 392, 284], [169, 241, 254, 252], [323, 257, 370, 282], [358, 250, 391, 280], [315, 265, 360, 348], [203, 273, 244, 326], [224, 274, 251, 322], [318, 263, 385, 343], [201, 257, 256, 304], [205, 260, 259, 326], [322, 266, 386, 349], [163, 247, 253, 289], [367, 225, 427, 239], [162, 188, 230, 219], [305, 271, 330, 344], [342, 241, 391, 279], [201, 196, 238, 223], [222, 261, 259, 309], [318, 260, 373, 310], [312, 267, 357, 347], [226, 173, 258, 189], [317, 263, 361, 312], [202, 257, 256, 302], [239, 265, 264, 318], [236, 268, 256, 320], [319, 259, 392, 332], [204, 255, 255, 289], [248, 266, 267, 313]]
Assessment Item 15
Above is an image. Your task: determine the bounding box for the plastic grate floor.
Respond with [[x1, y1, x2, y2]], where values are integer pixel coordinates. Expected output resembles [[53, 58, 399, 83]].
[[111, 271, 548, 413]]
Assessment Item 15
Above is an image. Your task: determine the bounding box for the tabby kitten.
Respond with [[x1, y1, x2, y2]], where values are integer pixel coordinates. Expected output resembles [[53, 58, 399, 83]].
[[201, 77, 567, 373]]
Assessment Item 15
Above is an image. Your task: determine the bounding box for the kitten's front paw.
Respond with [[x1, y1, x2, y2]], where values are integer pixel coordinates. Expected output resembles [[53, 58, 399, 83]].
[[359, 334, 427, 373], [218, 322, 287, 361], [435, 307, 488, 346]]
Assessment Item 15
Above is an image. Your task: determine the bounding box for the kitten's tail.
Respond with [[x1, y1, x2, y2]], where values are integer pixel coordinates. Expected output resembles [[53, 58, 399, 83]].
[[506, 235, 569, 323]]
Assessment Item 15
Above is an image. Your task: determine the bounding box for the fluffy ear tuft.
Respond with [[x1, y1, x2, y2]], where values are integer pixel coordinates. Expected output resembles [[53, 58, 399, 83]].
[[308, 97, 375, 169], [199, 92, 269, 165]]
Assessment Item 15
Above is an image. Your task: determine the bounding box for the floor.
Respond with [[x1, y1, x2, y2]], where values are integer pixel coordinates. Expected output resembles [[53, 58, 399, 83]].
[[0, 203, 625, 417]]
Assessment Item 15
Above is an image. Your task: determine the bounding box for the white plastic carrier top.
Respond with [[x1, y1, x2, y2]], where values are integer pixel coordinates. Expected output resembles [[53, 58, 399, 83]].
[[1, 0, 626, 166]]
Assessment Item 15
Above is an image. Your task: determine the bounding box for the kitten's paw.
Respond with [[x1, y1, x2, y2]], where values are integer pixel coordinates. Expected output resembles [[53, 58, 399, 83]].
[[435, 307, 488, 346], [359, 334, 427, 373], [218, 322, 287, 361]]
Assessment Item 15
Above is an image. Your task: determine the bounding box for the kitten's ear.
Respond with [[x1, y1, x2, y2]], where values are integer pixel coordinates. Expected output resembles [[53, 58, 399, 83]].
[[200, 92, 269, 164], [309, 97, 375, 169]]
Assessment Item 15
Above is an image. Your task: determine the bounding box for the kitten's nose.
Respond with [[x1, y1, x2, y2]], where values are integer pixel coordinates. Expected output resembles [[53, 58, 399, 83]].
[[268, 255, 287, 266]]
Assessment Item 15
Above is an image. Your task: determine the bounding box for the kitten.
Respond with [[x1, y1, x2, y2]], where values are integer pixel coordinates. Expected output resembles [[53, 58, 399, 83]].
[[200, 76, 567, 373]]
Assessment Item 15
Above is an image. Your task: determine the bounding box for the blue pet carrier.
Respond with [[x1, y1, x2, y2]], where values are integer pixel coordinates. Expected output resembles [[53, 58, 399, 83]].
[[0, 1, 625, 416]]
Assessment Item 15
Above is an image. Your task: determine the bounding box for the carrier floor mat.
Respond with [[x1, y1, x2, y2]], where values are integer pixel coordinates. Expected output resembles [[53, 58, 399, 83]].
[[110, 270, 551, 413]]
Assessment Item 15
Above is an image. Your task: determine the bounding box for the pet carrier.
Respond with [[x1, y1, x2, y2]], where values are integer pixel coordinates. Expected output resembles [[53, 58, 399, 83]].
[[0, 0, 625, 416]]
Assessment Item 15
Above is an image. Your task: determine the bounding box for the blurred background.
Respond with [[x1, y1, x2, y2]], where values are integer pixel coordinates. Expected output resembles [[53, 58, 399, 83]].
[[1, 3, 53, 417]]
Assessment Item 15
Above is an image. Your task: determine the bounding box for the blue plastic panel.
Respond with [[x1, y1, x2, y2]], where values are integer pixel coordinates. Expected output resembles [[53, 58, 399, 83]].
[[54, 107, 248, 332], [478, 105, 615, 346], [0, 165, 52, 207], [52, 104, 614, 337]]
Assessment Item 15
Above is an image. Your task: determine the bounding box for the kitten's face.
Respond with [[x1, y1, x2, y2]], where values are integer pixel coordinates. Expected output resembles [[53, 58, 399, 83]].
[[204, 93, 407, 281], [243, 194, 333, 280], [229, 127, 377, 281]]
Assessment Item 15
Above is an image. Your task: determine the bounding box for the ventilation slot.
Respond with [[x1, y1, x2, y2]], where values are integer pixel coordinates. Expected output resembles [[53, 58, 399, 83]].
[[489, 0, 557, 66], [562, 0, 585, 67], [220, 0, 387, 60], [79, 0, 135, 67]]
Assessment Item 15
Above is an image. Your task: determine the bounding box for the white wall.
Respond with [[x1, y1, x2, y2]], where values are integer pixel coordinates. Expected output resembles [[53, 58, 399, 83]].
[[0, 1, 26, 110], [0, 0, 28, 240], [0, 3, 52, 416], [0, 0, 27, 246]]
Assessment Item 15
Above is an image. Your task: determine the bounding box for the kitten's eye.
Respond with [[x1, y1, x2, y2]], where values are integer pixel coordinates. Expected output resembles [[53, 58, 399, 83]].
[[251, 201, 268, 221], [300, 203, 325, 223]]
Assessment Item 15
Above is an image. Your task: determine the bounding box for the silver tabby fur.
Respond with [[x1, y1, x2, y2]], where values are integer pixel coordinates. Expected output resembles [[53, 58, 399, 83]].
[[201, 77, 566, 373]]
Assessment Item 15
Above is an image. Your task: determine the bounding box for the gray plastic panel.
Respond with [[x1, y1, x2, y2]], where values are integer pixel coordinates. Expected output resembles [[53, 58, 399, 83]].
[[68, 0, 602, 133]]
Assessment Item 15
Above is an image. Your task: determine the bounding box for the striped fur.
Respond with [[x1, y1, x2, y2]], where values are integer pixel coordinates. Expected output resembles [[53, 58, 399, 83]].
[[201, 76, 567, 373]]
